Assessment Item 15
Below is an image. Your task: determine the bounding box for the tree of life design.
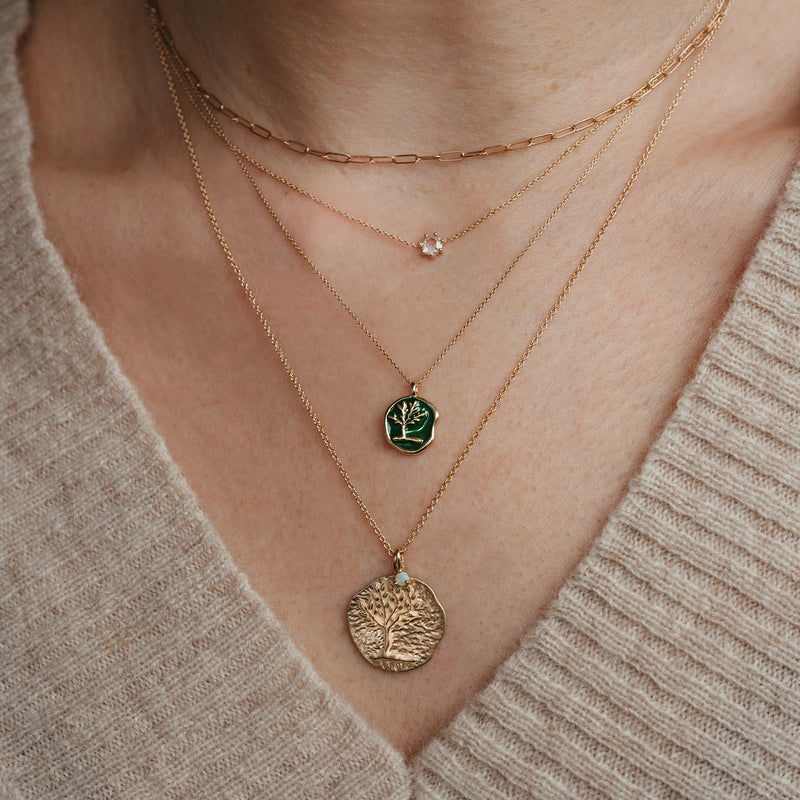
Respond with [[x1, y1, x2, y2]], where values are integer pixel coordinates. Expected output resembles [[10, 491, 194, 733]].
[[384, 395, 439, 454], [347, 575, 446, 671]]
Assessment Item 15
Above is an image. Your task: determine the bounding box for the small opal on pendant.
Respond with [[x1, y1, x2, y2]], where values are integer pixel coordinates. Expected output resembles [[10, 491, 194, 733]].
[[419, 234, 444, 258]]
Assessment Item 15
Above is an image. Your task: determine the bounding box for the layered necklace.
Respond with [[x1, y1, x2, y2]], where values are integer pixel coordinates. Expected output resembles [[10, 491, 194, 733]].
[[152, 0, 726, 458], [177, 74, 637, 455], [147, 0, 731, 671]]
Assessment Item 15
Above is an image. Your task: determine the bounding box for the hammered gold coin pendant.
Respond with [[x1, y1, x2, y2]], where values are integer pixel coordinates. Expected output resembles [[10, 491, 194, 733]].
[[347, 571, 446, 672]]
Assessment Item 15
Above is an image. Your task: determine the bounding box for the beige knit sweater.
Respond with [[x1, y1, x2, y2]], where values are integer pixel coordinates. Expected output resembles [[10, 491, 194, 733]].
[[2, 1, 800, 798]]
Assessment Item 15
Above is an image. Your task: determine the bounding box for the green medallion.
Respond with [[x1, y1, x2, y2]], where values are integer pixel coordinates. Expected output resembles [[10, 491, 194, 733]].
[[384, 395, 439, 454]]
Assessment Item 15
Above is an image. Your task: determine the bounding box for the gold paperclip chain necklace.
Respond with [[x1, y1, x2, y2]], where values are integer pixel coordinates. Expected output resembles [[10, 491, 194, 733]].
[[149, 0, 729, 670], [149, 0, 722, 165]]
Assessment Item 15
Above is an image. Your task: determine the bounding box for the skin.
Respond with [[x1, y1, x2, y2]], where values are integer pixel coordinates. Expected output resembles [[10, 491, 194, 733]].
[[20, 0, 800, 757]]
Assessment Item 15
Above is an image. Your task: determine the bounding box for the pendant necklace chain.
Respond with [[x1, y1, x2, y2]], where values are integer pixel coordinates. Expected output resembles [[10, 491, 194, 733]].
[[162, 46, 645, 455], [147, 0, 730, 669]]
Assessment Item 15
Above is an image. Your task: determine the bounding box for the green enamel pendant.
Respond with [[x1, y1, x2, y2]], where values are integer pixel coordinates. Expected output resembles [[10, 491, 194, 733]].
[[384, 389, 439, 454]]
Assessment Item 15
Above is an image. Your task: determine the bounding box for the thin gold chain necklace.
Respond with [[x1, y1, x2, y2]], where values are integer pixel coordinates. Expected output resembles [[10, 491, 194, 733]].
[[149, 0, 729, 670], [166, 49, 642, 454], [154, 0, 717, 259], [148, 0, 723, 166]]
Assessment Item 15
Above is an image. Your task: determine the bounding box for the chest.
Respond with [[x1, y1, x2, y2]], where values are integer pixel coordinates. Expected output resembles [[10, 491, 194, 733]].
[[31, 122, 798, 754]]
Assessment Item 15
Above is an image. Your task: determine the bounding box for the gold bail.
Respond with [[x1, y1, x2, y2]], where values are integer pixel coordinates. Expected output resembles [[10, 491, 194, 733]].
[[392, 550, 405, 574], [410, 383, 419, 398]]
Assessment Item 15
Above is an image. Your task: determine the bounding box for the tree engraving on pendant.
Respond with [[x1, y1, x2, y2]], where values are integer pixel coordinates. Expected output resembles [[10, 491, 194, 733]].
[[384, 396, 439, 454], [347, 575, 446, 671]]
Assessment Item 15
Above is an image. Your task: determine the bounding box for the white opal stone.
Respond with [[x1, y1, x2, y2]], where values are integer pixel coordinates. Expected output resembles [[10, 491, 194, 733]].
[[419, 234, 444, 258], [395, 571, 410, 586]]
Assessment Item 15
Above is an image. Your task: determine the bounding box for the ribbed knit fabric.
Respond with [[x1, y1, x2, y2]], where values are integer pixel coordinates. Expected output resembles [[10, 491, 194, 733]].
[[2, 1, 799, 797]]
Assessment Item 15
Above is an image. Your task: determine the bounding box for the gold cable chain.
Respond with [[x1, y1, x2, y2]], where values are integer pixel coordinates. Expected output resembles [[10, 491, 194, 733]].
[[154, 0, 720, 389], [149, 0, 729, 558], [147, 0, 724, 165]]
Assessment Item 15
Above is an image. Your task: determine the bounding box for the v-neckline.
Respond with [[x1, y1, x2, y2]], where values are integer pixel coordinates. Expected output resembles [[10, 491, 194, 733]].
[[5, 0, 800, 795]]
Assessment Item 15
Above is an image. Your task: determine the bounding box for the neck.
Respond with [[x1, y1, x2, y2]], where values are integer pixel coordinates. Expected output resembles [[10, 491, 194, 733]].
[[158, 0, 706, 155]]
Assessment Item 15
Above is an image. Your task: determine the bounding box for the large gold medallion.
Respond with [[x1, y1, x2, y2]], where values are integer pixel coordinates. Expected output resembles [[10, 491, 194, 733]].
[[347, 572, 446, 671]]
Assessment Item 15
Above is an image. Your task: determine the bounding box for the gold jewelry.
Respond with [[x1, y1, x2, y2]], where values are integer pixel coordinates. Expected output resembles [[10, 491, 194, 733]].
[[148, 0, 729, 670], [191, 102, 605, 259], [147, 0, 724, 165], [153, 0, 721, 457], [245, 117, 637, 455], [160, 0, 717, 259], [164, 47, 642, 454]]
